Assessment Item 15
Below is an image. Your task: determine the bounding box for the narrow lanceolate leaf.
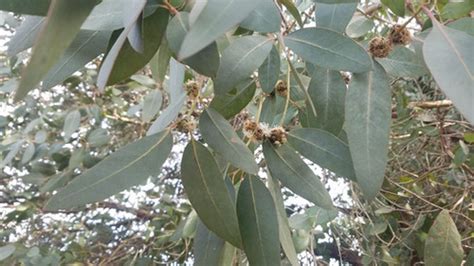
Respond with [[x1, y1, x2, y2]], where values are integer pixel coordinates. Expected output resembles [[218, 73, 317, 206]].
[[285, 27, 372, 73], [181, 140, 242, 248], [147, 59, 186, 135], [106, 6, 169, 85], [237, 177, 280, 266], [0, 0, 51, 16], [345, 62, 391, 200], [424, 210, 464, 266], [96, 0, 147, 90], [63, 110, 81, 142], [14, 0, 99, 101], [376, 46, 429, 78], [308, 68, 346, 135], [44, 130, 173, 210], [287, 128, 356, 181], [7, 16, 44, 56], [381, 0, 405, 17], [194, 220, 226, 266], [258, 46, 281, 94], [199, 108, 258, 174], [42, 30, 111, 89], [278, 0, 303, 27], [240, 0, 281, 33], [166, 12, 220, 77], [315, 2, 357, 33], [214, 36, 273, 94], [263, 142, 333, 209], [267, 175, 299, 266], [423, 19, 474, 123], [178, 0, 259, 59], [141, 90, 163, 122]]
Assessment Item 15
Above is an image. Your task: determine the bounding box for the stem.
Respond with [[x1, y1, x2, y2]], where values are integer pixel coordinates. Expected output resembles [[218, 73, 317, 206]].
[[279, 65, 291, 126]]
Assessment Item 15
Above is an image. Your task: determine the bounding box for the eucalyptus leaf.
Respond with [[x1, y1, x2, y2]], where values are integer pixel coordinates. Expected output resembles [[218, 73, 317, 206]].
[[7, 16, 44, 56], [14, 0, 99, 101], [237, 176, 280, 266], [147, 59, 186, 135], [287, 128, 356, 181], [179, 0, 259, 59], [0, 0, 51, 16], [43, 30, 111, 89], [423, 19, 474, 123], [63, 110, 81, 142], [315, 2, 357, 32], [194, 220, 226, 266], [258, 46, 280, 94], [376, 46, 428, 78], [199, 108, 258, 174], [45, 130, 173, 210], [285, 28, 372, 73], [142, 90, 163, 122], [424, 210, 464, 266], [181, 139, 242, 248], [345, 62, 391, 200], [240, 0, 281, 33], [214, 36, 273, 94], [210, 79, 256, 119], [263, 142, 333, 209], [308, 68, 346, 134]]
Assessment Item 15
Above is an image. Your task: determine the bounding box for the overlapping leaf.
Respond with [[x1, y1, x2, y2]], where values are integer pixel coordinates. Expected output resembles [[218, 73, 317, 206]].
[[308, 68, 346, 134], [237, 177, 280, 266], [240, 0, 281, 33], [263, 142, 333, 209], [45, 130, 173, 210], [214, 36, 273, 94], [423, 19, 474, 123], [424, 210, 464, 266], [179, 0, 259, 59], [258, 46, 281, 94], [315, 2, 357, 32], [285, 28, 372, 73], [210, 79, 256, 119], [181, 140, 242, 248], [345, 62, 391, 200], [14, 0, 99, 101], [199, 108, 258, 174], [287, 128, 356, 180]]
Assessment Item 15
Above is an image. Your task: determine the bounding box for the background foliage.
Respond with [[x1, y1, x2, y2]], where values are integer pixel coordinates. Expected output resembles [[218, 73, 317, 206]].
[[0, 0, 473, 265]]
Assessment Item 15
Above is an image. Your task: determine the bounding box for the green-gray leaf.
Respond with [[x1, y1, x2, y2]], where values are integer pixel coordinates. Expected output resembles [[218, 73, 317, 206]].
[[214, 36, 273, 94], [199, 108, 258, 174], [166, 12, 220, 77], [267, 174, 301, 266], [315, 2, 357, 33], [63, 110, 81, 142], [179, 0, 259, 59], [308, 68, 346, 135], [7, 16, 44, 56], [345, 62, 391, 200], [43, 30, 111, 89], [237, 176, 280, 266], [14, 0, 99, 101], [194, 220, 226, 266], [210, 79, 256, 119], [142, 90, 163, 122], [424, 210, 464, 266], [376, 46, 429, 78], [381, 0, 405, 17], [258, 45, 280, 94], [106, 6, 168, 85], [0, 0, 51, 16], [263, 142, 333, 209], [240, 0, 281, 33], [181, 140, 242, 248], [44, 130, 172, 210], [287, 128, 356, 181], [285, 27, 372, 73], [147, 59, 186, 135], [423, 19, 474, 123]]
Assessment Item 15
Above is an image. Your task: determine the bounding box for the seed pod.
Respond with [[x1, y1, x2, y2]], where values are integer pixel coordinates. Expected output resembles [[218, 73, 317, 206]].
[[389, 25, 411, 45], [368, 36, 392, 58], [275, 80, 288, 97], [268, 127, 288, 146]]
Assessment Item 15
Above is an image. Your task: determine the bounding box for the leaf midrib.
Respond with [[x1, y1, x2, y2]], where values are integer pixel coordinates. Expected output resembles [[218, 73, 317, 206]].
[[52, 131, 169, 203], [288, 132, 347, 162]]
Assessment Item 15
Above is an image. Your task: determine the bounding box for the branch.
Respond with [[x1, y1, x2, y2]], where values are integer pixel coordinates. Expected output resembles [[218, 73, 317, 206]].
[[408, 100, 453, 109]]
